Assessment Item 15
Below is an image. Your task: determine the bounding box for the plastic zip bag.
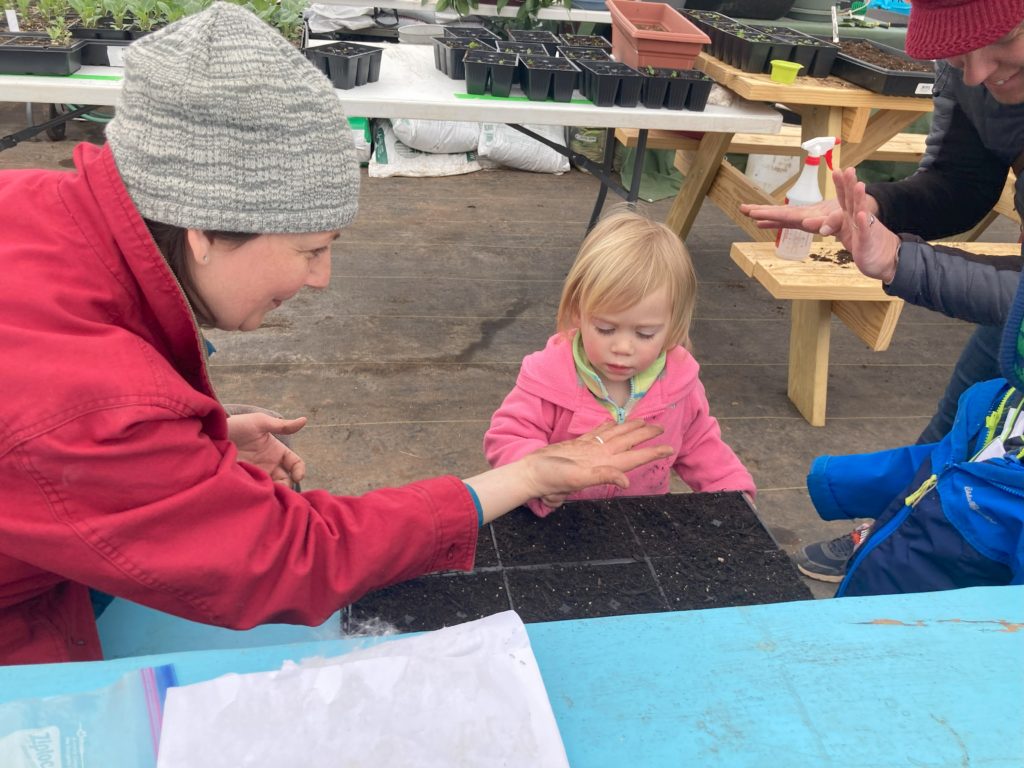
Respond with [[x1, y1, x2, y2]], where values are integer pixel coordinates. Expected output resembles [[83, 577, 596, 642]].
[[0, 664, 176, 768]]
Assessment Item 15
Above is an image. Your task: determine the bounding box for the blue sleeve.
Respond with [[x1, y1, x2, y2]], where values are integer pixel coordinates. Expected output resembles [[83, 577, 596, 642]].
[[464, 483, 484, 527], [807, 443, 935, 522]]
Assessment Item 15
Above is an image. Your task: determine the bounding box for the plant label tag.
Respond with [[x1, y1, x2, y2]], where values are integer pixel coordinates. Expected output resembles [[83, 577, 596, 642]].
[[830, 5, 839, 43], [915, 82, 933, 96], [5, 9, 19, 32], [107, 45, 125, 67]]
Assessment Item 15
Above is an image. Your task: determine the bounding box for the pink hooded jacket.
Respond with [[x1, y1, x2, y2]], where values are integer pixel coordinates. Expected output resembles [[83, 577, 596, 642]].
[[485, 333, 756, 516]]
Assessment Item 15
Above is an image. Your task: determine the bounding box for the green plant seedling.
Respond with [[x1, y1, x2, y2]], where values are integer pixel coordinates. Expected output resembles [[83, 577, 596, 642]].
[[69, 0, 104, 27]]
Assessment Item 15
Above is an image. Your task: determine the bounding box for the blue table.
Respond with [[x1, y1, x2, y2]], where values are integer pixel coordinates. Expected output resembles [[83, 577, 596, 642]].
[[3, 586, 1022, 766]]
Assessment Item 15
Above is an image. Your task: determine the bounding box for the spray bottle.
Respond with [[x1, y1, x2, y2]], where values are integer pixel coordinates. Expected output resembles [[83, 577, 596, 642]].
[[775, 136, 840, 261]]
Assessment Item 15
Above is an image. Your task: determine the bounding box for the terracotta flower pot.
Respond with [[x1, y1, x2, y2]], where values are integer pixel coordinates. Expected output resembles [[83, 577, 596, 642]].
[[606, 0, 710, 70]]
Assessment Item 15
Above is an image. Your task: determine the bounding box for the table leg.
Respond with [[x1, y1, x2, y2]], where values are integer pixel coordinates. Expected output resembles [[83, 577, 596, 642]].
[[840, 109, 923, 168], [833, 298, 904, 351], [587, 127, 619, 231], [625, 128, 649, 205], [0, 104, 94, 152], [665, 131, 733, 240], [510, 124, 635, 232], [788, 299, 832, 427], [674, 146, 776, 242]]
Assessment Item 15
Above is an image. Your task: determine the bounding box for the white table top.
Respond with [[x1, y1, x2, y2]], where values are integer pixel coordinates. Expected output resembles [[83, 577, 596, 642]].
[[0, 44, 781, 133]]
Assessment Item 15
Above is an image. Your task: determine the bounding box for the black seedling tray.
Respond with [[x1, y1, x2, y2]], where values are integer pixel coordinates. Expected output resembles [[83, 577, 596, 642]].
[[519, 53, 579, 102], [443, 25, 502, 41], [463, 48, 518, 97], [830, 39, 935, 96], [756, 25, 838, 77], [431, 36, 496, 80], [80, 38, 130, 66], [342, 492, 813, 633], [638, 66, 698, 110], [559, 32, 611, 51], [508, 28, 561, 55], [578, 59, 643, 108], [304, 42, 382, 89], [0, 33, 86, 75], [683, 70, 713, 110], [557, 45, 612, 89]]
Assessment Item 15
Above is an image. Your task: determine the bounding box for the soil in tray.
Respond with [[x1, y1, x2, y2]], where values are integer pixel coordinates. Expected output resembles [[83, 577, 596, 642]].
[[835, 39, 933, 72], [559, 33, 611, 49], [558, 45, 612, 62], [342, 492, 813, 633], [0, 34, 64, 48]]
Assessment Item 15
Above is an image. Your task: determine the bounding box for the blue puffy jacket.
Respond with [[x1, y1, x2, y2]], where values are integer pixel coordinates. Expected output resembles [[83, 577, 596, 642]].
[[807, 378, 1024, 597]]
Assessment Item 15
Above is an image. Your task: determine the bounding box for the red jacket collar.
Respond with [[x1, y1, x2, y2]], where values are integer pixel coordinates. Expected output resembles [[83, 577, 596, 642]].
[[71, 142, 214, 394]]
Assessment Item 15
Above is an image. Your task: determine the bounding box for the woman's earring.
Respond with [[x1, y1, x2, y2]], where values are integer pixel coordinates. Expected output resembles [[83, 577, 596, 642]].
[[202, 254, 209, 264]]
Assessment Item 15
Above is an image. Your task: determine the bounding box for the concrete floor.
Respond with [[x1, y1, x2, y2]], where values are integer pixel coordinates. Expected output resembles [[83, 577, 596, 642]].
[[4, 101, 1017, 600]]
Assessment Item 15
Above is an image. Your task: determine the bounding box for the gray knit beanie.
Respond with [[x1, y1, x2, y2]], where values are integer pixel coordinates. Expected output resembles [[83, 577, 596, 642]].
[[106, 2, 359, 233]]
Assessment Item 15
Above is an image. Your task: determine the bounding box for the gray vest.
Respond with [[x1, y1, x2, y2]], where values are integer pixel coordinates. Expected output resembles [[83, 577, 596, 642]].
[[928, 62, 1024, 223]]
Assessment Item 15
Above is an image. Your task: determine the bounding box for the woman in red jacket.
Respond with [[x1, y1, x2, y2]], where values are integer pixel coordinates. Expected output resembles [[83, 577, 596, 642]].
[[0, 3, 671, 665]]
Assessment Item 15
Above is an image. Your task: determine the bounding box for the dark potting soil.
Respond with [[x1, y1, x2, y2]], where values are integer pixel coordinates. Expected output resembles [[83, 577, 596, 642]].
[[809, 248, 855, 266], [836, 39, 933, 73], [342, 492, 813, 634]]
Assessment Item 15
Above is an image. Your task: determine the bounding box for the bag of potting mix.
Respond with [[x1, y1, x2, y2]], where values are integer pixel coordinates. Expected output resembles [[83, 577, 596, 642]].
[[369, 119, 482, 178]]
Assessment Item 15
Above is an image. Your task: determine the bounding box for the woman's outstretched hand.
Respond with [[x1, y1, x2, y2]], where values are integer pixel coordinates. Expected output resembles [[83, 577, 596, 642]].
[[227, 412, 308, 485], [523, 420, 671, 500], [739, 197, 844, 235], [830, 167, 902, 283], [465, 420, 673, 524]]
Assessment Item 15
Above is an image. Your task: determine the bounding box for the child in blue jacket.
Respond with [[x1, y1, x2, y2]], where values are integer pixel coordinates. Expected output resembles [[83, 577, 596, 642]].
[[809, 248, 1024, 595]]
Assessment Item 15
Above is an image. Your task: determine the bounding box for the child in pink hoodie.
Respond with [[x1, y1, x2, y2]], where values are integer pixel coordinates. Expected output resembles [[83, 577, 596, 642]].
[[485, 209, 755, 517]]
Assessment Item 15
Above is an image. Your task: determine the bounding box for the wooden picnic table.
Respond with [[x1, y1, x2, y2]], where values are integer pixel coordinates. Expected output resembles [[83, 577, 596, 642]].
[[730, 241, 1022, 426], [667, 51, 935, 243]]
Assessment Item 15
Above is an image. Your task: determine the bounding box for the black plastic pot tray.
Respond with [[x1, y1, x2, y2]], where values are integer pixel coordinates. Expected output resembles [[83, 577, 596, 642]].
[[755, 25, 839, 78], [80, 39, 130, 66], [433, 36, 497, 80], [830, 39, 935, 97], [305, 42, 383, 90], [342, 492, 813, 634], [0, 33, 86, 76]]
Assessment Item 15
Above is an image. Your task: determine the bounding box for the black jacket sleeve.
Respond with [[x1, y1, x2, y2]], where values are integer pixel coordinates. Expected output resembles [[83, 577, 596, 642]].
[[865, 67, 1010, 239], [886, 235, 1023, 327]]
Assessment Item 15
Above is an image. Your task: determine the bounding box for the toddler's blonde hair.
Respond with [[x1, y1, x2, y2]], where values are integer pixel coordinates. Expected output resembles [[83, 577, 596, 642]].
[[556, 208, 697, 350]]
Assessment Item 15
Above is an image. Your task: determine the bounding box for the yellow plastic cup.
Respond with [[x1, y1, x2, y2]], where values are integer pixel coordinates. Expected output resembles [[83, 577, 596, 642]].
[[769, 59, 803, 84]]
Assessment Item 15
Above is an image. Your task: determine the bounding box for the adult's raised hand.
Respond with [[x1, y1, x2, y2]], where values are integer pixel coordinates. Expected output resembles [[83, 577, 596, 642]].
[[830, 167, 902, 283]]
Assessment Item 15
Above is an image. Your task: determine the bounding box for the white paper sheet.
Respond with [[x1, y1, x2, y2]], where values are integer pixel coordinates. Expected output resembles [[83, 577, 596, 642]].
[[156, 611, 568, 767]]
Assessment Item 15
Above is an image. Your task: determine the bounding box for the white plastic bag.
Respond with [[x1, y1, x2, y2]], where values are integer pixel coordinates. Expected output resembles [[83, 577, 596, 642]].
[[391, 118, 481, 154], [157, 613, 569, 768], [477, 123, 570, 174], [369, 119, 482, 178], [0, 665, 176, 768], [305, 3, 375, 32]]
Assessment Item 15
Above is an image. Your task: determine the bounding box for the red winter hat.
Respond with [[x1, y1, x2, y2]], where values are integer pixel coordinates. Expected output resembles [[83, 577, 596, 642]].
[[906, 0, 1024, 60]]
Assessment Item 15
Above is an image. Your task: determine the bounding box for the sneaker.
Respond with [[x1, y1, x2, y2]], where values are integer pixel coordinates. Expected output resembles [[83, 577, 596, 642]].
[[794, 523, 873, 583]]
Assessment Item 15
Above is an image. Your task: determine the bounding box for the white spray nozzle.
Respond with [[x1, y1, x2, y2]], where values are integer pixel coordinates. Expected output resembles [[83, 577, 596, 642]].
[[801, 136, 840, 157]]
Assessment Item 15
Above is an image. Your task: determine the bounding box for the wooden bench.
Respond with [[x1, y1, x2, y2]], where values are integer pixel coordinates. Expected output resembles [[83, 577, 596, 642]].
[[616, 127, 1020, 240], [615, 124, 928, 164], [730, 241, 1022, 426]]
